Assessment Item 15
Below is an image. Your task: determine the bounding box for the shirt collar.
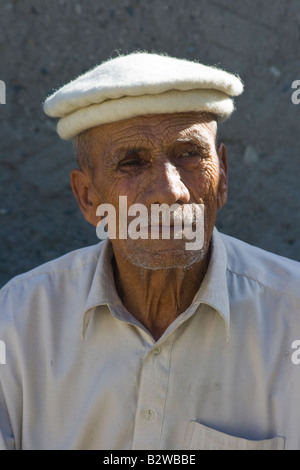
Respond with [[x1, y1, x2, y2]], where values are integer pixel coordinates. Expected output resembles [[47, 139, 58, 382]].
[[193, 227, 230, 341], [82, 227, 230, 340], [82, 238, 118, 337]]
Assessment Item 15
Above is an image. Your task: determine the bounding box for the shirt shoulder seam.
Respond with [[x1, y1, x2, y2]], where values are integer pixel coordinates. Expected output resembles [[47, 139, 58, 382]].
[[0, 257, 100, 293], [227, 267, 300, 301]]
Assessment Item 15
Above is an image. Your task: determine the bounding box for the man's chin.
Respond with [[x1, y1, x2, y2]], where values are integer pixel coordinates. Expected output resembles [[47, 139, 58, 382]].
[[114, 239, 207, 271]]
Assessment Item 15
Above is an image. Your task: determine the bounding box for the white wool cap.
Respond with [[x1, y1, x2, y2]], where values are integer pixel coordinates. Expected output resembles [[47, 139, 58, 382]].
[[43, 52, 244, 140]]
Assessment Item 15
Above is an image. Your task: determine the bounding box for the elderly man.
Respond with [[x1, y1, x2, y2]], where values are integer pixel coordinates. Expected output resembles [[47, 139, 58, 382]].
[[0, 52, 300, 451]]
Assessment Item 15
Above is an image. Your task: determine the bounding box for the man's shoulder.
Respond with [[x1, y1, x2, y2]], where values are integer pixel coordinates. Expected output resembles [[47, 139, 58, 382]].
[[220, 231, 300, 299], [0, 240, 106, 294]]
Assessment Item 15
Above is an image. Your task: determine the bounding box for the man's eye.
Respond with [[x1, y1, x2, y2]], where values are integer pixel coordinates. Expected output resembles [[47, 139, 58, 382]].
[[180, 148, 209, 159], [117, 149, 146, 167], [120, 159, 141, 166], [117, 153, 147, 173], [119, 156, 145, 168], [181, 151, 200, 158]]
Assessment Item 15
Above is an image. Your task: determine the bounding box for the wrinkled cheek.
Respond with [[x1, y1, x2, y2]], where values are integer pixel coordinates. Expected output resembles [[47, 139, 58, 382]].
[[94, 177, 125, 207], [185, 169, 219, 204], [191, 169, 220, 234]]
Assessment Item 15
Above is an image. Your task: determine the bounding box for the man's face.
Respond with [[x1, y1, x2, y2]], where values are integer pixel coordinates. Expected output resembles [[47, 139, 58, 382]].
[[73, 112, 228, 270]]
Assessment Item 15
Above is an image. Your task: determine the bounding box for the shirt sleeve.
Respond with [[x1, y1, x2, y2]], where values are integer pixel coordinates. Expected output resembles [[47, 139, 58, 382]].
[[0, 286, 16, 450], [0, 379, 15, 449]]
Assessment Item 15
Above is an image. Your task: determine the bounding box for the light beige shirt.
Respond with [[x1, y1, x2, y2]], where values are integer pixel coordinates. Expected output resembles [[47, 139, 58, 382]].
[[0, 229, 300, 450]]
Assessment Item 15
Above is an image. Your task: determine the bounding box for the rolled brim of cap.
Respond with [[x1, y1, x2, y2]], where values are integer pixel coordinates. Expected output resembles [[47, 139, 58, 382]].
[[56, 89, 234, 140], [44, 52, 244, 140]]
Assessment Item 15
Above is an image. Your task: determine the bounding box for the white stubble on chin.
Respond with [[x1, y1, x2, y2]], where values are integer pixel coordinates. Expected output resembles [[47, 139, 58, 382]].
[[115, 210, 209, 270]]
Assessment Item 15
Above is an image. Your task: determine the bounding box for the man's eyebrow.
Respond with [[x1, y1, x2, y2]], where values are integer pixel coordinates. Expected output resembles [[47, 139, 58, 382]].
[[174, 132, 213, 154]]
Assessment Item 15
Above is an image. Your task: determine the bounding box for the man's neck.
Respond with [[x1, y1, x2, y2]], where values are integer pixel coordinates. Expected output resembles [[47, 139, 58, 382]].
[[112, 248, 211, 340]]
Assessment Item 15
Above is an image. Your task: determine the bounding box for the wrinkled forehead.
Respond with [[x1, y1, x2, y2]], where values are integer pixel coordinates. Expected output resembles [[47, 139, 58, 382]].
[[84, 112, 218, 151]]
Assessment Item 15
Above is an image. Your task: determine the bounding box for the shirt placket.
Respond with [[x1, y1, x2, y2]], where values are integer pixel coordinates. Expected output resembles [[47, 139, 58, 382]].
[[131, 335, 174, 450]]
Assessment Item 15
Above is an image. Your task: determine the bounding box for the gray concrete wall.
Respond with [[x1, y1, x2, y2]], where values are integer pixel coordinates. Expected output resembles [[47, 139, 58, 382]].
[[0, 0, 299, 286]]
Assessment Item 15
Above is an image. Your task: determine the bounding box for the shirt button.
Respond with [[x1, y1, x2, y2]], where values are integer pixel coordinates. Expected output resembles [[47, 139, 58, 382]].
[[153, 346, 161, 356], [143, 409, 155, 421]]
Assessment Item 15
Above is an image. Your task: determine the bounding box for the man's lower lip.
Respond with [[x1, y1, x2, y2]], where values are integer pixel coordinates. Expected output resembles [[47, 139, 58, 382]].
[[148, 224, 193, 229], [141, 225, 179, 231], [137, 225, 193, 236]]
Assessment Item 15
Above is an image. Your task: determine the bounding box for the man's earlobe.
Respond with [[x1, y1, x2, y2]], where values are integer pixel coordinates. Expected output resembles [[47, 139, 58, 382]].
[[70, 169, 99, 226], [217, 143, 229, 210]]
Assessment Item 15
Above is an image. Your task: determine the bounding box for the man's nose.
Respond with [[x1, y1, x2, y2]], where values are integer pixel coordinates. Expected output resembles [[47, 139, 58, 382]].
[[143, 161, 190, 206]]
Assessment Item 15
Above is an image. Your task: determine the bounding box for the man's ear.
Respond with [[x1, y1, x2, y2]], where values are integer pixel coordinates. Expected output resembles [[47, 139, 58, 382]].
[[216, 143, 229, 210], [70, 169, 100, 226]]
